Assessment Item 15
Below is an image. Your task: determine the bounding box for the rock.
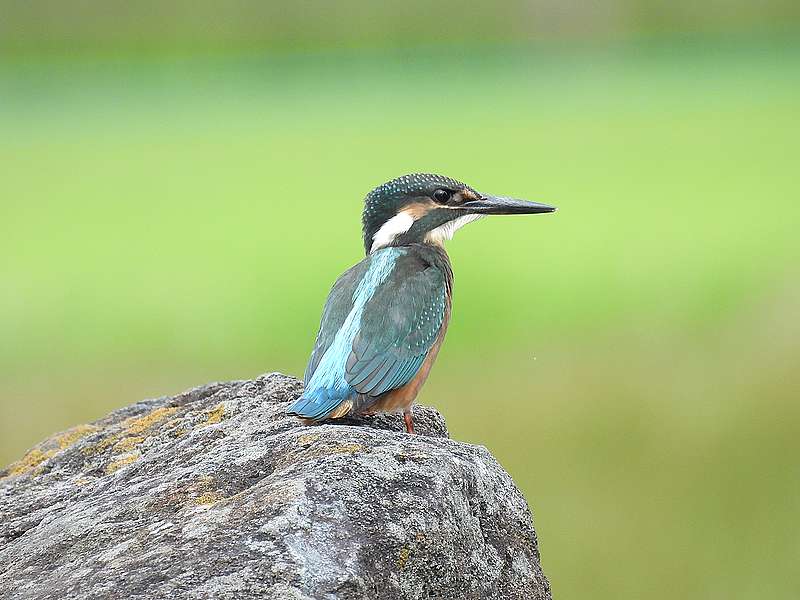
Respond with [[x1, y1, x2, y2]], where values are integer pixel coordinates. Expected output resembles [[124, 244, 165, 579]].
[[0, 373, 551, 600]]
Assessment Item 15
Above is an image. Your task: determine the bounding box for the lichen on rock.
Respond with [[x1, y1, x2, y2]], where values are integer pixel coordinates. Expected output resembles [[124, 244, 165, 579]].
[[0, 373, 551, 600]]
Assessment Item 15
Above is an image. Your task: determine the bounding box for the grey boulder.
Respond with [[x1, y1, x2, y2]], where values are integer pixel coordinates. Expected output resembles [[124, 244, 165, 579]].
[[0, 373, 550, 600]]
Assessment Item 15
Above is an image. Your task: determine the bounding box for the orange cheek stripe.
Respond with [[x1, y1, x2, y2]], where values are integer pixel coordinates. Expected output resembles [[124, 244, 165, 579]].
[[403, 202, 435, 220]]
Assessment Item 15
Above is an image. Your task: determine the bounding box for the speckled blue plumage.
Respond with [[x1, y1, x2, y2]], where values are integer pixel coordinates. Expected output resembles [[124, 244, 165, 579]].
[[286, 244, 451, 420]]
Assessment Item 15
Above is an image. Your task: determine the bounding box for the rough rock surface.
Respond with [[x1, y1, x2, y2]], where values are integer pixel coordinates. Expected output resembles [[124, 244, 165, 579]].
[[0, 373, 550, 600]]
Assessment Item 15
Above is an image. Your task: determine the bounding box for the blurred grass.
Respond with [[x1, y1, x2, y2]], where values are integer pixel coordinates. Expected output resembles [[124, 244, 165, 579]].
[[1, 35, 799, 598], [2, 1, 798, 53]]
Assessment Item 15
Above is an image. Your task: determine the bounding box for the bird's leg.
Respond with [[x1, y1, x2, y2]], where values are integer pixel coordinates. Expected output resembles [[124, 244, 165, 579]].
[[403, 409, 415, 435]]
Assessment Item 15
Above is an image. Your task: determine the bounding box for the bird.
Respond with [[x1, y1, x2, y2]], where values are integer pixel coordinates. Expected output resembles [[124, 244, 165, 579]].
[[286, 173, 555, 434]]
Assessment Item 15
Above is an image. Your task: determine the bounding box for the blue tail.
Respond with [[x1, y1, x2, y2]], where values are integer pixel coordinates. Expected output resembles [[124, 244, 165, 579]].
[[286, 387, 351, 421]]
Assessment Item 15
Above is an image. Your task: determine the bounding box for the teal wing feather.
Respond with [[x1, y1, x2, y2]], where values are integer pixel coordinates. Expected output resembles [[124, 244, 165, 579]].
[[304, 260, 369, 384], [345, 255, 447, 398]]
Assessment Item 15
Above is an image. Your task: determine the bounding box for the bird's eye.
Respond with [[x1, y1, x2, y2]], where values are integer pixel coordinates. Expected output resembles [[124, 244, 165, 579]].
[[432, 189, 452, 204]]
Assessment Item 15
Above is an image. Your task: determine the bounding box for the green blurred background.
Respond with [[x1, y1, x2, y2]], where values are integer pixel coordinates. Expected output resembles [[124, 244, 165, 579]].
[[2, 1, 799, 597]]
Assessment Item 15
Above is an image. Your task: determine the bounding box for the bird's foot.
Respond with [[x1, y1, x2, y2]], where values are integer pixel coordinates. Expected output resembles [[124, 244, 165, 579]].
[[403, 410, 415, 435]]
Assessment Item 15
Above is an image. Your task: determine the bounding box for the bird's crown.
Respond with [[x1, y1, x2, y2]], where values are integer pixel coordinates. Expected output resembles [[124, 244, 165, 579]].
[[365, 173, 472, 205]]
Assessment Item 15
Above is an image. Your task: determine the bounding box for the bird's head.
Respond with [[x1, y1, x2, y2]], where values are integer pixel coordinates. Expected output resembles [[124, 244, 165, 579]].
[[362, 173, 555, 254]]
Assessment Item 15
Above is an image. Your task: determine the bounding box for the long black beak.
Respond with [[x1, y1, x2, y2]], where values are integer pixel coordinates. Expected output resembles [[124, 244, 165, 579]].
[[462, 195, 556, 215]]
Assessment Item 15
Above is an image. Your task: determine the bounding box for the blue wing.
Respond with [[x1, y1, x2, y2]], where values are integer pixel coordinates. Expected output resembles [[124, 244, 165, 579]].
[[287, 247, 447, 420], [303, 261, 368, 384], [345, 256, 446, 397]]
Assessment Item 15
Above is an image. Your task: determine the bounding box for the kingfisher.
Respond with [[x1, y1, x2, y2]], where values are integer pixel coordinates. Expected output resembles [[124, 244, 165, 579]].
[[286, 173, 555, 433]]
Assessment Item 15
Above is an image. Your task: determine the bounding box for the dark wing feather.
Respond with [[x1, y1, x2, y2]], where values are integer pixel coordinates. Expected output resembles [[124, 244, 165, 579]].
[[345, 254, 447, 398], [304, 259, 369, 384]]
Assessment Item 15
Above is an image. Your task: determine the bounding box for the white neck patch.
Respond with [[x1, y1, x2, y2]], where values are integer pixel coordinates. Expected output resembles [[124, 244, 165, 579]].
[[370, 211, 415, 253], [425, 213, 484, 246]]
